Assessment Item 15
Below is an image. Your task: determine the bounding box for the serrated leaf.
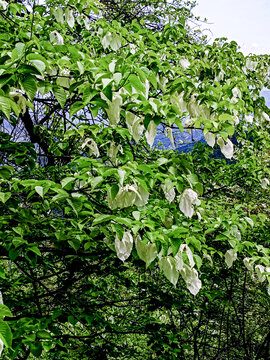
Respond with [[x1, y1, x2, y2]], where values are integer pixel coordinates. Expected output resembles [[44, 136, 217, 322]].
[[110, 184, 119, 201], [53, 86, 66, 108], [29, 60, 46, 73], [68, 238, 81, 252], [67, 197, 82, 215], [0, 96, 11, 119], [22, 76, 37, 101], [90, 176, 103, 189]]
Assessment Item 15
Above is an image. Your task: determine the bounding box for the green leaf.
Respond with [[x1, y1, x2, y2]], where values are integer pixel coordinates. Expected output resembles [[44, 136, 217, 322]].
[[29, 60, 46, 73], [0, 167, 12, 180], [0, 319, 12, 347], [92, 214, 114, 225], [67, 197, 83, 215], [0, 192, 11, 203], [53, 86, 66, 108], [188, 237, 201, 252], [69, 101, 85, 117], [36, 330, 51, 339], [0, 96, 11, 119], [68, 238, 81, 252], [128, 74, 145, 94], [28, 246, 41, 256], [61, 177, 75, 189], [90, 176, 103, 189], [21, 76, 37, 101], [110, 184, 119, 201], [245, 217, 254, 227], [0, 305, 12, 318], [30, 342, 42, 357]]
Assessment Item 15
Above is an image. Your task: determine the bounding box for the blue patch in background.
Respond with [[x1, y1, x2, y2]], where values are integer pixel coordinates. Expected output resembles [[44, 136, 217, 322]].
[[154, 90, 270, 154]]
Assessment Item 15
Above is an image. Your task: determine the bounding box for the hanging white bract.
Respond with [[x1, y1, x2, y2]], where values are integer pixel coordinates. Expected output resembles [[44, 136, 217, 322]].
[[115, 232, 133, 262], [179, 189, 200, 218]]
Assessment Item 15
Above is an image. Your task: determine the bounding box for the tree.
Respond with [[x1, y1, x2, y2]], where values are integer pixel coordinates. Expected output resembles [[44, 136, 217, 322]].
[[0, 0, 269, 358]]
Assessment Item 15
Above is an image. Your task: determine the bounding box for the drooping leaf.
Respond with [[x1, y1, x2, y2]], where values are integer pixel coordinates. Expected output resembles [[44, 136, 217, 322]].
[[53, 86, 66, 108], [161, 184, 175, 203], [129, 74, 145, 94], [21, 76, 37, 101], [81, 138, 99, 157], [261, 178, 269, 189], [0, 319, 12, 347], [0, 96, 11, 119]]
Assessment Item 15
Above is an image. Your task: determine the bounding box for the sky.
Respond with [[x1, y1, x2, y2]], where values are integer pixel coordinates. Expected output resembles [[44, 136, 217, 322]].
[[193, 0, 270, 55]]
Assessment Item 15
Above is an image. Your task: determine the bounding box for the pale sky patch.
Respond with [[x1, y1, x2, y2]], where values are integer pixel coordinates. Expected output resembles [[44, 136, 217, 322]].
[[193, 0, 270, 55]]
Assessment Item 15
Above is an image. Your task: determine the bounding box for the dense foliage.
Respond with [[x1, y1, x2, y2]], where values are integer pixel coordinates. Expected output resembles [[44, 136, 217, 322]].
[[0, 0, 269, 358]]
